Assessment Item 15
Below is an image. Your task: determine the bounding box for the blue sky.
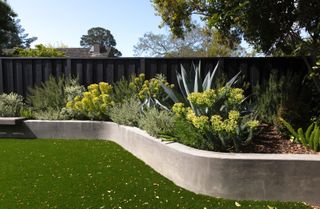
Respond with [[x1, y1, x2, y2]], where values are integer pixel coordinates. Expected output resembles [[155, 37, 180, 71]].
[[7, 0, 168, 57]]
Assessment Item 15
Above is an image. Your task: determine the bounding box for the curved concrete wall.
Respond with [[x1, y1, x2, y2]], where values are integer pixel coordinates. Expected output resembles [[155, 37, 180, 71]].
[[5, 120, 320, 205]]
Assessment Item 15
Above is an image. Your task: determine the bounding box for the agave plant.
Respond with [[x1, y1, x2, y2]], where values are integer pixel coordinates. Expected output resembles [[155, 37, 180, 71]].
[[161, 60, 241, 113]]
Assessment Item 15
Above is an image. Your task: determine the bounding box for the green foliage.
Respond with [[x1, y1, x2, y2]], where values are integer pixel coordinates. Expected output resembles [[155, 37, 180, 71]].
[[133, 27, 245, 57], [162, 61, 240, 114], [19, 107, 33, 119], [0, 1, 36, 54], [112, 78, 136, 104], [66, 82, 114, 120], [280, 118, 320, 152], [129, 73, 174, 110], [112, 73, 173, 110], [252, 71, 285, 124], [64, 78, 86, 102], [138, 108, 175, 138], [33, 109, 65, 120], [27, 76, 65, 114], [252, 70, 313, 130], [0, 1, 16, 53], [172, 87, 259, 152], [152, 0, 320, 55], [13, 44, 65, 57], [0, 93, 24, 117], [80, 27, 121, 57], [109, 96, 141, 126], [27, 76, 84, 120], [305, 56, 320, 122], [166, 118, 213, 150]]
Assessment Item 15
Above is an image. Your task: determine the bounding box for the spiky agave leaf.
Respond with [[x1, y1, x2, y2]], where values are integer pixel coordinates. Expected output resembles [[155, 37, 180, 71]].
[[202, 60, 220, 91]]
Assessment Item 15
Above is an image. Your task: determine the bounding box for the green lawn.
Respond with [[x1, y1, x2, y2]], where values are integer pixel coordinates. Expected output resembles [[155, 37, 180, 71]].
[[0, 139, 311, 209]]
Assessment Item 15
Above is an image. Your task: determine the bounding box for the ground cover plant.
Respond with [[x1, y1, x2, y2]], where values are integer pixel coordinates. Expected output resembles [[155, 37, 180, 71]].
[[0, 139, 312, 209]]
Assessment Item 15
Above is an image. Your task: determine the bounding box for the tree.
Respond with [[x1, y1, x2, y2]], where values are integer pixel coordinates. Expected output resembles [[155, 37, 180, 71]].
[[0, 1, 37, 54], [133, 26, 245, 57], [0, 0, 17, 52], [151, 0, 320, 56], [13, 44, 65, 57], [80, 27, 122, 57]]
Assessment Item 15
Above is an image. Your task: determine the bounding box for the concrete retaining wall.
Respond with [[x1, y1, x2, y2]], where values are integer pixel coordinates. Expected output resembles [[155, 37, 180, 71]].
[[2, 120, 320, 205]]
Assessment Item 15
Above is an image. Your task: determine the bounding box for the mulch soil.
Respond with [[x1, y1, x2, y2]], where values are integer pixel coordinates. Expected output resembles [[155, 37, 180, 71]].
[[240, 124, 319, 154]]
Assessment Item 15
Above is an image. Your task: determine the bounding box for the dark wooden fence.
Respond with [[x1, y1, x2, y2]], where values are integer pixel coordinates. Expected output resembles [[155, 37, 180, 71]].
[[0, 57, 312, 97]]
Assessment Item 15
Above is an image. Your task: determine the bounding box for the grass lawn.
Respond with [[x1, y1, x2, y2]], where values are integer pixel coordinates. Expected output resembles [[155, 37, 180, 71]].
[[0, 139, 311, 209]]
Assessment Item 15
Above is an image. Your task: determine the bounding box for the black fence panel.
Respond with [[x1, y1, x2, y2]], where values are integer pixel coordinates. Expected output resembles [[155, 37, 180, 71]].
[[0, 57, 313, 97]]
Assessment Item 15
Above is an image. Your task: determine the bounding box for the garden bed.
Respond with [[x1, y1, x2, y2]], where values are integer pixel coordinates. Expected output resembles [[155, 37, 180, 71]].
[[1, 119, 319, 205], [240, 124, 318, 154]]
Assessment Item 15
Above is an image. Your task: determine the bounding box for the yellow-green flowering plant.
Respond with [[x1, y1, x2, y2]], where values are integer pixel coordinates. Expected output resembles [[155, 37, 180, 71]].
[[172, 87, 259, 152], [129, 73, 174, 109], [66, 82, 114, 120]]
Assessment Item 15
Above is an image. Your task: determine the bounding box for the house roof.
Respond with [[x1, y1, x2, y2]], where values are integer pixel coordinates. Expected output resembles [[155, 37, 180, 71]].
[[57, 47, 110, 58]]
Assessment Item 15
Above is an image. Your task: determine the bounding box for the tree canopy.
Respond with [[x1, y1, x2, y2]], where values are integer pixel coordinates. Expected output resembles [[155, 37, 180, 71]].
[[13, 44, 65, 57], [151, 0, 320, 56], [80, 27, 122, 57], [134, 26, 246, 57], [0, 1, 37, 54]]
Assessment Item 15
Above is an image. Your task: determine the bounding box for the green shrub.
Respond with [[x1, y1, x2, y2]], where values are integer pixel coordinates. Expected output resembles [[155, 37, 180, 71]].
[[13, 44, 65, 57], [253, 70, 312, 129], [109, 96, 141, 126], [305, 56, 320, 123], [64, 79, 85, 102], [112, 78, 137, 104], [32, 109, 63, 120], [0, 93, 24, 117], [66, 82, 114, 120], [27, 76, 84, 120], [138, 108, 175, 138], [129, 73, 174, 109], [252, 71, 284, 124], [168, 118, 213, 150], [19, 107, 34, 119], [172, 87, 259, 152]]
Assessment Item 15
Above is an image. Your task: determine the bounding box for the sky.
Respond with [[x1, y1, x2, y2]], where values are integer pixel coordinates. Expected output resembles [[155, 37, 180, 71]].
[[7, 0, 168, 57]]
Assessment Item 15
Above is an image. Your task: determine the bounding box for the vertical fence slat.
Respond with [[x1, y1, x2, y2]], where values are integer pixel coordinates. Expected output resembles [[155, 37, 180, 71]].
[[96, 61, 103, 83], [105, 63, 114, 84], [86, 61, 93, 85], [149, 61, 157, 79], [139, 58, 145, 75], [5, 60, 14, 92], [15, 60, 23, 95], [0, 58, 3, 94], [44, 60, 52, 80], [250, 64, 259, 86], [24, 60, 33, 96], [127, 63, 135, 77], [117, 63, 125, 80], [160, 62, 167, 77], [65, 58, 71, 76], [76, 60, 83, 84], [35, 60, 43, 86], [56, 60, 62, 78]]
